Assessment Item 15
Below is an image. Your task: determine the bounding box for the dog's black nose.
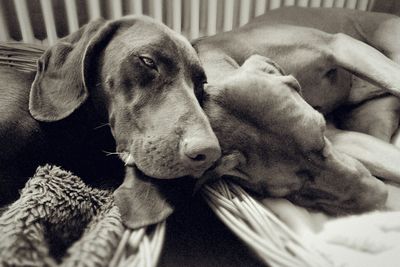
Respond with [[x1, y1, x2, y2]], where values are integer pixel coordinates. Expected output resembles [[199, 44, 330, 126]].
[[182, 137, 221, 170]]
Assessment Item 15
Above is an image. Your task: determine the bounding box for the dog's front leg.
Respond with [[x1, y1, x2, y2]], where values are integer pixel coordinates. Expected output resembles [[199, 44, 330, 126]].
[[326, 124, 400, 184], [339, 93, 400, 143]]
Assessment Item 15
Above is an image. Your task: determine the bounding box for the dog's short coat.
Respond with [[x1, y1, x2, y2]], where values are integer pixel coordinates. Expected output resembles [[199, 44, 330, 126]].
[[0, 16, 221, 205]]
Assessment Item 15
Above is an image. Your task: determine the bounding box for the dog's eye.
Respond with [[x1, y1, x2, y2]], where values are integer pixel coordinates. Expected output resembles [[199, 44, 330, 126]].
[[139, 56, 157, 70], [195, 80, 207, 105]]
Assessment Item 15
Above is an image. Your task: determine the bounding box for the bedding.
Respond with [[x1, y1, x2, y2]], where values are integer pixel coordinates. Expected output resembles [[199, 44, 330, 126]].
[[264, 195, 400, 267], [0, 165, 165, 267]]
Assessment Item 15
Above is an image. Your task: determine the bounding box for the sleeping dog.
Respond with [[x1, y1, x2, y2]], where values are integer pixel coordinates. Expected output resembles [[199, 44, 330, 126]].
[[200, 55, 391, 214], [0, 16, 221, 205], [190, 7, 400, 214]]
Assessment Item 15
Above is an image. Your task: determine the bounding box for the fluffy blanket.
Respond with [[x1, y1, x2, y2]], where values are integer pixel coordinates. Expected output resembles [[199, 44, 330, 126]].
[[0, 165, 124, 267]]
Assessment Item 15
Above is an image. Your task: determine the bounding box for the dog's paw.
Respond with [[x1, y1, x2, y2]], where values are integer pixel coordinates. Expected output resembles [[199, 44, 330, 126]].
[[239, 55, 302, 93], [241, 54, 285, 76]]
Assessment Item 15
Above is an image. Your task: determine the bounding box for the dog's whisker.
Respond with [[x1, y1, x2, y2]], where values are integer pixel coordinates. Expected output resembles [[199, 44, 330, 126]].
[[94, 123, 110, 130], [102, 150, 124, 157]]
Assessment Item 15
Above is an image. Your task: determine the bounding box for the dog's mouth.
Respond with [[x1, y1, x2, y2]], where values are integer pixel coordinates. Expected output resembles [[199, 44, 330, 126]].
[[119, 149, 213, 179]]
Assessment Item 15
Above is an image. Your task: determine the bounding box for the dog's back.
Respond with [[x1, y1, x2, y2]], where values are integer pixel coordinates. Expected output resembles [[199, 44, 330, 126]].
[[248, 7, 400, 58], [0, 67, 36, 135], [249, 7, 396, 35], [0, 67, 46, 203]]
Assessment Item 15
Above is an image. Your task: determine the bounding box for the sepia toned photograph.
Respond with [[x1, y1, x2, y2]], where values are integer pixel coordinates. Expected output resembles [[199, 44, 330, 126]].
[[0, 0, 399, 266]]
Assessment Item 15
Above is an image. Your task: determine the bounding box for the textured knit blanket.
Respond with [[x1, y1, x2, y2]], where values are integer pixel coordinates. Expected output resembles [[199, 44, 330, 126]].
[[0, 165, 124, 267]]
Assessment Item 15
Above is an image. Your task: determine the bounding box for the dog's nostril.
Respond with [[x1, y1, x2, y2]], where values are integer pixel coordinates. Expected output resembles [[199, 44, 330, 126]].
[[185, 148, 210, 163], [189, 153, 207, 162]]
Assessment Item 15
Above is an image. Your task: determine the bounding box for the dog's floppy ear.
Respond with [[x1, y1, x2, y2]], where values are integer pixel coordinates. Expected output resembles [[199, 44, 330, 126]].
[[113, 167, 175, 229], [29, 18, 127, 122]]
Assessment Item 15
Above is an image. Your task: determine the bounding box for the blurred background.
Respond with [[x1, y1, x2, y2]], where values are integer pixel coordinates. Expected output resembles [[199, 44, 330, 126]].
[[0, 0, 397, 45]]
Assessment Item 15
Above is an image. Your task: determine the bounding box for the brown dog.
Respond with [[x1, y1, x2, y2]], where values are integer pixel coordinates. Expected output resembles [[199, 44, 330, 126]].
[[191, 8, 400, 214], [0, 15, 221, 205], [201, 55, 390, 214]]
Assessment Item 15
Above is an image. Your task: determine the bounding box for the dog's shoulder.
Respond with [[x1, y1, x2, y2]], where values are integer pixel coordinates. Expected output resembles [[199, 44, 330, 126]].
[[0, 66, 36, 120], [0, 67, 42, 153], [0, 66, 36, 88]]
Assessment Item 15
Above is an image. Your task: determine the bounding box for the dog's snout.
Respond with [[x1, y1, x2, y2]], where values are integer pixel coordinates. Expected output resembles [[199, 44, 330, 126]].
[[182, 137, 221, 170]]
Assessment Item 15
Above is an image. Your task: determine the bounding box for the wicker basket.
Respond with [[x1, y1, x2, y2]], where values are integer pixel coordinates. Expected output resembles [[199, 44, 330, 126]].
[[109, 223, 166, 267], [203, 180, 334, 267]]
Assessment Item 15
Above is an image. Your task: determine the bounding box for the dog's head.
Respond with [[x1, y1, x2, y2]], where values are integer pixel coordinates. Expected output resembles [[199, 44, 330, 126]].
[[202, 55, 387, 214], [29, 16, 220, 179]]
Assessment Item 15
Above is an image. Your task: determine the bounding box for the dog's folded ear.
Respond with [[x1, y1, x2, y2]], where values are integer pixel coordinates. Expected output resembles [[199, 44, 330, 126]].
[[30, 18, 104, 121], [29, 18, 133, 122], [113, 167, 177, 229]]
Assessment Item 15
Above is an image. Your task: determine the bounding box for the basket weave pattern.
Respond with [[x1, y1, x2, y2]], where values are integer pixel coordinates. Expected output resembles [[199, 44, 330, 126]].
[[203, 180, 334, 267]]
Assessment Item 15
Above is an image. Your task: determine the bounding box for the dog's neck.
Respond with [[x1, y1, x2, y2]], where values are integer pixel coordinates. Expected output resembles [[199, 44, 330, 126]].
[[87, 86, 110, 125]]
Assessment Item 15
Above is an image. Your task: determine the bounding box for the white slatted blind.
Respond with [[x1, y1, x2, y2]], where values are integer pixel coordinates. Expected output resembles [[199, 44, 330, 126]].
[[0, 0, 376, 45], [172, 0, 182, 33], [87, 0, 102, 20], [110, 0, 123, 19], [0, 5, 9, 41], [40, 0, 57, 44], [65, 0, 79, 33], [254, 0, 266, 16], [13, 0, 34, 43]]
